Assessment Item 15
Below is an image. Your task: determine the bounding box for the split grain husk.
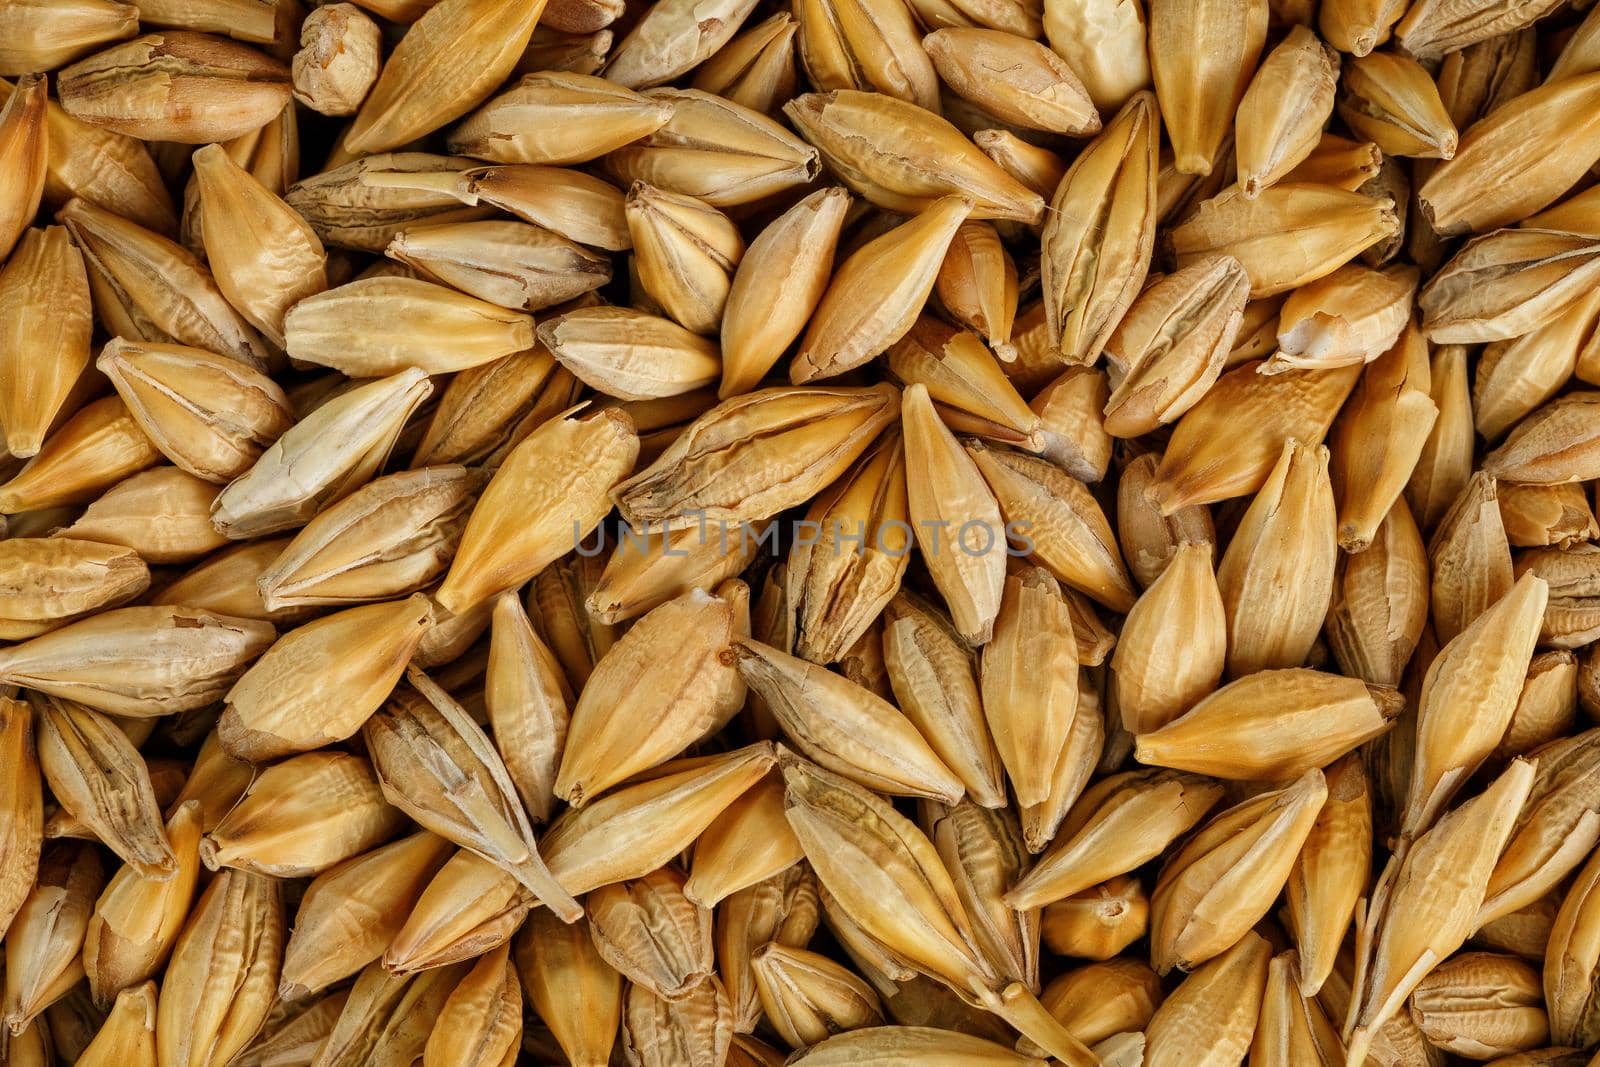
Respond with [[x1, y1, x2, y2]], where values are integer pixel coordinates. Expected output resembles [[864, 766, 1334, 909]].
[[1252, 950, 1346, 1066], [1429, 470, 1515, 645], [1420, 229, 1600, 345], [1169, 183, 1398, 298], [363, 670, 581, 918], [383, 849, 530, 974], [32, 694, 174, 879], [97, 338, 293, 484], [58, 31, 292, 142], [1486, 393, 1600, 486], [587, 865, 712, 998], [256, 466, 475, 609], [1338, 51, 1457, 161], [787, 431, 910, 663], [688, 12, 798, 114], [1102, 254, 1248, 437], [1409, 951, 1548, 1059], [790, 0, 937, 110], [211, 367, 433, 537], [779, 755, 1098, 1065], [752, 939, 883, 1047], [311, 959, 468, 1067], [1268, 263, 1417, 375], [933, 221, 1017, 359], [0, 538, 149, 640], [155, 868, 282, 1067], [924, 28, 1097, 136], [1148, 767, 1327, 974], [1040, 91, 1158, 368], [291, 3, 381, 116], [605, 87, 820, 208], [285, 152, 491, 253], [880, 591, 1006, 808], [2, 841, 102, 1035], [719, 866, 821, 1027], [923, 799, 1037, 989], [606, 0, 759, 89], [81, 800, 201, 1007], [1347, 758, 1536, 1064], [0, 604, 274, 718], [613, 382, 896, 530]]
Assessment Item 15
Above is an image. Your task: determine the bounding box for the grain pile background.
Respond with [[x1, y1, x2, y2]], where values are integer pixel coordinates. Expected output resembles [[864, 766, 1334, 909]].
[[2, 0, 1600, 1063]]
